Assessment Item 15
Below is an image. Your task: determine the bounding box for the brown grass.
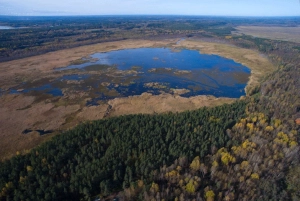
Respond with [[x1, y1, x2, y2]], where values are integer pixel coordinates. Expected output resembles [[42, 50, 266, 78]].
[[0, 94, 82, 160], [234, 26, 300, 43], [108, 93, 236, 117]]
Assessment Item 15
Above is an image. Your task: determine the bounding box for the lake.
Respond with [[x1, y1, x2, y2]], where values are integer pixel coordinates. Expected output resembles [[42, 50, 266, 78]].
[[9, 48, 250, 104]]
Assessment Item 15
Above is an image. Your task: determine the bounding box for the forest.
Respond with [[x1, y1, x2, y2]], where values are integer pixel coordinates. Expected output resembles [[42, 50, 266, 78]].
[[1, 16, 300, 61], [0, 16, 299, 200], [0, 102, 246, 200]]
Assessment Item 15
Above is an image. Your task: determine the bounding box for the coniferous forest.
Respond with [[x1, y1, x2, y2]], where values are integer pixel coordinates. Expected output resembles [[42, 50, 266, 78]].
[[0, 102, 246, 200], [0, 16, 299, 201]]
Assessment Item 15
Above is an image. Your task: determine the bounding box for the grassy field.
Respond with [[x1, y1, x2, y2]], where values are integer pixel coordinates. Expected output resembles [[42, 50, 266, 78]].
[[234, 26, 300, 43]]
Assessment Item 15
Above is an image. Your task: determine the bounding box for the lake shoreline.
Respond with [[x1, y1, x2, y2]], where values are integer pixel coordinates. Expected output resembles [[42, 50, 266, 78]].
[[0, 38, 275, 160]]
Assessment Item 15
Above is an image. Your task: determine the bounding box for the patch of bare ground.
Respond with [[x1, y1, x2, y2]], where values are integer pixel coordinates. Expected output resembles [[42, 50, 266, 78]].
[[175, 39, 275, 94], [234, 26, 300, 43]]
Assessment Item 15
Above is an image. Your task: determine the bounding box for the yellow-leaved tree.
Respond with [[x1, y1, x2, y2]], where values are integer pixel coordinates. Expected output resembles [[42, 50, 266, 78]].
[[190, 156, 201, 171], [205, 190, 215, 201]]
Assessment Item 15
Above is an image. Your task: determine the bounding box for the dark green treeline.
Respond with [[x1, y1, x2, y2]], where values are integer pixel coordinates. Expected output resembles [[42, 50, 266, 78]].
[[0, 101, 246, 201]]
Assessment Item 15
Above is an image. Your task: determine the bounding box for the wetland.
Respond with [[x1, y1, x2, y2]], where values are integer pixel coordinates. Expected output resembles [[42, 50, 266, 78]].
[[8, 47, 250, 104], [0, 39, 275, 160], [0, 15, 298, 201]]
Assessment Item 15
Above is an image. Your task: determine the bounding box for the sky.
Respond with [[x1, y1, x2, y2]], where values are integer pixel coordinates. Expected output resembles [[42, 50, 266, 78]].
[[0, 0, 299, 16]]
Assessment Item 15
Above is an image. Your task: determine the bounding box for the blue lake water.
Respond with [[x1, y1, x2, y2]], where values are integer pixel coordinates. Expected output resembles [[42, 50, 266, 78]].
[[10, 84, 63, 96], [8, 48, 250, 103], [60, 48, 250, 99], [61, 48, 249, 73]]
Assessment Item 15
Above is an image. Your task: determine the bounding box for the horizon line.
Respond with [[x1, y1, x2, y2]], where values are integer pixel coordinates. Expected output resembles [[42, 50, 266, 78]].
[[1, 14, 300, 18]]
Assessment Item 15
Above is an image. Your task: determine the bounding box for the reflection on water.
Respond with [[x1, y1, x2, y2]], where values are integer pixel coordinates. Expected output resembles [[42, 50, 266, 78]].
[[10, 84, 63, 96], [60, 48, 250, 73], [8, 48, 250, 104]]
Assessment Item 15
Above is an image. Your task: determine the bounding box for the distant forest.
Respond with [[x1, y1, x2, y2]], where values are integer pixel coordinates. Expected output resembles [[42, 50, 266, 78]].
[[0, 16, 299, 201], [0, 16, 300, 61]]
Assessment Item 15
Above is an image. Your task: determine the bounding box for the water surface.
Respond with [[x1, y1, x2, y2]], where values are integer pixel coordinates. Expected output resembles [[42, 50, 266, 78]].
[[8, 48, 250, 104]]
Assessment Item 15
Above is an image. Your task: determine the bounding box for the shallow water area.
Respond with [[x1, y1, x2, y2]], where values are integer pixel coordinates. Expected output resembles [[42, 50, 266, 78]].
[[9, 47, 250, 104], [10, 84, 63, 97]]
